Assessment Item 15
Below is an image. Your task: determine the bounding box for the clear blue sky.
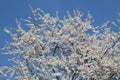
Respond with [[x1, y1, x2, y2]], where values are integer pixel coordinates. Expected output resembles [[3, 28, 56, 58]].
[[0, 0, 120, 67]]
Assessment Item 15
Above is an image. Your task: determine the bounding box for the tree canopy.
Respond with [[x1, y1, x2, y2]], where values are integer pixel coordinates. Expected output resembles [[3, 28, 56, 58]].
[[0, 7, 120, 80]]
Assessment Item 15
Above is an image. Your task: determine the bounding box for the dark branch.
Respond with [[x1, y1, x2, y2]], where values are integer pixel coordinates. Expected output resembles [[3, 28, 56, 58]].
[[101, 37, 120, 59]]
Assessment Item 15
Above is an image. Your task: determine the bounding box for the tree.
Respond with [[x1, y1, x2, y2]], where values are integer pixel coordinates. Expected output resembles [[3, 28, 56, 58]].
[[0, 7, 120, 80]]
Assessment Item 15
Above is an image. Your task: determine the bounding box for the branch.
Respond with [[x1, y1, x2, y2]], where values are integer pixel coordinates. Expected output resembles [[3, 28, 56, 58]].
[[101, 37, 120, 59]]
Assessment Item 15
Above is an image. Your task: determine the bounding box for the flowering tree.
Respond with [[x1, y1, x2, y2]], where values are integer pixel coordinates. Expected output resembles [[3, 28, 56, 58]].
[[0, 7, 120, 80]]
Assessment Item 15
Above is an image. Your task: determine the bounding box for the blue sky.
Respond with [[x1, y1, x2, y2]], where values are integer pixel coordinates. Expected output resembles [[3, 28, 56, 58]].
[[0, 0, 120, 67]]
